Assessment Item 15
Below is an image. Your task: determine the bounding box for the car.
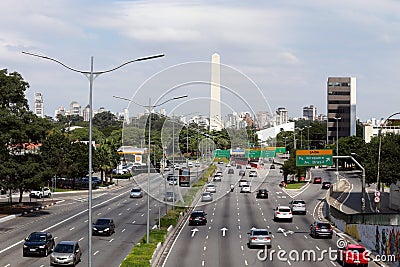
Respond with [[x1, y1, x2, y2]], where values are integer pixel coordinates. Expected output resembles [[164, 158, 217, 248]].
[[29, 187, 52, 198], [194, 162, 201, 167], [168, 178, 178, 185], [206, 183, 216, 193], [215, 171, 223, 176], [246, 164, 252, 169], [227, 168, 234, 174], [249, 170, 257, 177], [164, 191, 175, 202], [188, 162, 193, 167], [23, 231, 55, 257], [226, 163, 231, 167], [256, 189, 269, 199], [213, 175, 222, 182], [92, 218, 115, 236], [130, 187, 143, 198], [218, 161, 224, 164], [164, 166, 170, 171], [289, 200, 306, 215], [309, 221, 333, 239], [236, 165, 242, 169], [240, 185, 251, 193], [313, 177, 322, 184], [239, 170, 246, 176], [174, 165, 180, 170], [273, 206, 293, 222], [239, 179, 248, 187], [279, 180, 287, 187], [270, 164, 275, 169], [189, 210, 207, 225], [50, 241, 82, 266], [201, 192, 213, 202], [322, 181, 331, 189], [339, 244, 369, 267], [247, 228, 272, 248]]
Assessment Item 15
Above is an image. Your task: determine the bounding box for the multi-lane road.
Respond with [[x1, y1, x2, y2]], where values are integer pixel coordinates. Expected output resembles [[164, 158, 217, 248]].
[[0, 163, 381, 267], [0, 172, 180, 267], [163, 164, 380, 267]]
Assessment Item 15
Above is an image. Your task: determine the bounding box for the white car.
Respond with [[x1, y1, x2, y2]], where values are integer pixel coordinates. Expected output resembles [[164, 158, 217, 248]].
[[29, 187, 51, 198], [164, 166, 170, 171], [205, 184, 216, 193], [226, 163, 231, 167], [201, 192, 213, 202], [289, 200, 306, 215], [249, 170, 257, 177], [246, 165, 252, 169], [130, 187, 143, 198], [240, 185, 251, 193], [239, 179, 249, 187], [274, 206, 293, 222]]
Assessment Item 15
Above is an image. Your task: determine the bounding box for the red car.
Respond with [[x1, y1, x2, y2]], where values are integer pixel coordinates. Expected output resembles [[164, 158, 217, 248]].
[[313, 177, 322, 184], [340, 244, 369, 267]]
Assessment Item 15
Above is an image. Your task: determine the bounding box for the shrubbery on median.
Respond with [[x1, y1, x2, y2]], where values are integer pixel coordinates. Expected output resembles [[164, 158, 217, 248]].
[[120, 164, 216, 267]]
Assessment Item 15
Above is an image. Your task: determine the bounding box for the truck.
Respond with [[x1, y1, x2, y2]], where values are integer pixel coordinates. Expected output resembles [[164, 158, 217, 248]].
[[29, 187, 52, 198]]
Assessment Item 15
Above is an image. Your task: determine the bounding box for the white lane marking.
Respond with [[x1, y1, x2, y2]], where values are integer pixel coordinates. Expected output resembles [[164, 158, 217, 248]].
[[203, 246, 206, 251], [238, 225, 241, 230], [93, 250, 99, 255], [4, 264, 10, 267], [206, 235, 208, 239], [141, 213, 144, 217], [208, 226, 211, 230], [109, 239, 114, 243], [118, 213, 122, 216], [295, 226, 299, 229], [132, 220, 136, 224], [304, 235, 308, 239], [330, 260, 337, 266], [271, 234, 274, 238], [339, 183, 353, 212], [84, 219, 88, 223], [127, 208, 131, 211], [69, 227, 75, 231], [78, 237, 84, 242], [261, 213, 264, 216], [122, 229, 126, 233], [202, 261, 205, 266], [244, 260, 248, 266], [287, 260, 292, 265], [316, 246, 320, 251], [97, 212, 102, 216], [239, 234, 241, 239], [107, 207, 111, 210], [211, 219, 213, 223], [241, 246, 244, 251], [277, 245, 281, 250]]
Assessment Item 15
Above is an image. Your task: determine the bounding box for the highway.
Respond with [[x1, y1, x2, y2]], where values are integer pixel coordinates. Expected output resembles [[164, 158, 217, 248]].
[[163, 164, 381, 267], [0, 172, 177, 267]]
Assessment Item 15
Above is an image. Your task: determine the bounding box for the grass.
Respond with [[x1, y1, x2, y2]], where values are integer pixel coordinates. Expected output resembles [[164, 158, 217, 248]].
[[120, 164, 216, 267], [285, 181, 309, 189]]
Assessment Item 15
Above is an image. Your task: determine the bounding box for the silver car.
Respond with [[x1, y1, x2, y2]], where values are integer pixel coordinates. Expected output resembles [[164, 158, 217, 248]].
[[130, 187, 143, 198], [50, 241, 81, 266], [201, 192, 213, 202], [247, 229, 272, 248], [164, 191, 175, 202], [289, 199, 306, 215], [205, 184, 216, 193]]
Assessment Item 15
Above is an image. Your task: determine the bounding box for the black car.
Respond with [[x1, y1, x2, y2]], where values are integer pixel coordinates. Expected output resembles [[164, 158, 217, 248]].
[[189, 210, 207, 226], [23, 231, 55, 257], [236, 165, 242, 169], [256, 189, 269, 199], [92, 218, 115, 236], [239, 170, 246, 176], [310, 221, 333, 239], [270, 164, 275, 169], [227, 168, 234, 174], [321, 182, 331, 189]]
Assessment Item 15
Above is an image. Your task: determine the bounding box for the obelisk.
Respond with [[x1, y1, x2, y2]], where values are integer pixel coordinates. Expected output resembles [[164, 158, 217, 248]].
[[209, 53, 222, 131]]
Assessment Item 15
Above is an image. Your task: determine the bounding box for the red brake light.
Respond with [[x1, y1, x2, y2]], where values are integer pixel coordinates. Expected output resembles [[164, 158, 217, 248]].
[[276, 211, 280, 214], [315, 226, 319, 230]]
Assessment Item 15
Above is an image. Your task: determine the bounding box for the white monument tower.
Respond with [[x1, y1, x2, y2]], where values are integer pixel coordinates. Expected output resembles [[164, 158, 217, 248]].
[[209, 53, 222, 131]]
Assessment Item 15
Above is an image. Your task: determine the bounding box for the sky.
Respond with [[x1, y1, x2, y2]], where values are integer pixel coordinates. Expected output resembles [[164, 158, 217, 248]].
[[1, 0, 400, 122]]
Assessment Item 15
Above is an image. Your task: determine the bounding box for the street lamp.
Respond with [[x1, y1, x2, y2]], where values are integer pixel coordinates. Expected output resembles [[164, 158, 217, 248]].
[[23, 51, 164, 267], [304, 125, 312, 150], [334, 117, 341, 181], [113, 95, 187, 244]]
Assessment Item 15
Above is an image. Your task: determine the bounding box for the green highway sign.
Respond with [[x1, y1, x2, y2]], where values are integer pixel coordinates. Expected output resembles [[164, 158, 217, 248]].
[[260, 150, 276, 157], [245, 150, 260, 158], [296, 155, 333, 166], [214, 150, 230, 158]]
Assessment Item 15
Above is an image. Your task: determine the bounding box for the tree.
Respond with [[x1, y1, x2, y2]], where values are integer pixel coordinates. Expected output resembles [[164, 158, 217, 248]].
[[94, 138, 120, 183]]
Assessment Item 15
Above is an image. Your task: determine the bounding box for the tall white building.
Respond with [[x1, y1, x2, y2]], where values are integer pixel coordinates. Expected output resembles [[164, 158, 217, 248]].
[[255, 111, 271, 129], [69, 101, 83, 117], [275, 107, 288, 126], [209, 53, 222, 131], [34, 92, 44, 118]]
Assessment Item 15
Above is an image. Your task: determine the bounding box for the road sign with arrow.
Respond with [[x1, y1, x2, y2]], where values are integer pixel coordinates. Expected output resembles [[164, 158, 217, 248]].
[[296, 150, 333, 167]]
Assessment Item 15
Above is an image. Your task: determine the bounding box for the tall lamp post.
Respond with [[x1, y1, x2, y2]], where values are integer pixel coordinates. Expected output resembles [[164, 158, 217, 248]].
[[23, 51, 164, 267], [334, 117, 341, 181], [304, 125, 312, 150], [113, 95, 187, 244]]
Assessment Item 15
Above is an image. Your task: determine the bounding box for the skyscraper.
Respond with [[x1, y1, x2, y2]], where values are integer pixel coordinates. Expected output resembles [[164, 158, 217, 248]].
[[303, 105, 317, 120], [209, 53, 222, 131], [327, 77, 356, 144], [34, 92, 44, 118]]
